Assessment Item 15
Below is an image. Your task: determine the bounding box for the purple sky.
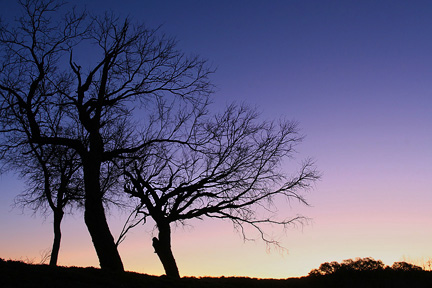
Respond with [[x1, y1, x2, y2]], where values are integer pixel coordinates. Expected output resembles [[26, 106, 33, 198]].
[[0, 0, 431, 278]]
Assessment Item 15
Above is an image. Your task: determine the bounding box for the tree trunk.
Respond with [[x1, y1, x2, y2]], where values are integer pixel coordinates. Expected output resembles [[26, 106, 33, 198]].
[[84, 198, 124, 272], [153, 222, 180, 278], [49, 209, 64, 266], [83, 157, 124, 272]]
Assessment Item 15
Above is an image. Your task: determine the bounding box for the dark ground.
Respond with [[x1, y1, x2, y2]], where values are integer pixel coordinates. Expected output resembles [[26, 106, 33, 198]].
[[1, 258, 432, 288]]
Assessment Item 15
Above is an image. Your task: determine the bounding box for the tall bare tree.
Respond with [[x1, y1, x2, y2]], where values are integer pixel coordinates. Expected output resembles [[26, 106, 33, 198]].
[[13, 143, 83, 266], [0, 0, 212, 271], [122, 104, 319, 278]]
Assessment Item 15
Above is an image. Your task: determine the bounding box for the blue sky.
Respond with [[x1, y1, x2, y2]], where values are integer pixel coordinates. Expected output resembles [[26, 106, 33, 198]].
[[0, 0, 431, 278]]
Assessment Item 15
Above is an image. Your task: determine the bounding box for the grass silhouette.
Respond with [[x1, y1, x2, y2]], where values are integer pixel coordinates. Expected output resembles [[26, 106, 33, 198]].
[[1, 257, 432, 288]]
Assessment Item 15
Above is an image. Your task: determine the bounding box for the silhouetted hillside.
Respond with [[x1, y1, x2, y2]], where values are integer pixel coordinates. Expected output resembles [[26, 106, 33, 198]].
[[1, 258, 432, 288]]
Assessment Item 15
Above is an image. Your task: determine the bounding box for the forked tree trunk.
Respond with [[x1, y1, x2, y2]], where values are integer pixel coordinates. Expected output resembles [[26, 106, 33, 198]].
[[83, 158, 124, 272], [153, 222, 180, 278], [49, 209, 64, 266]]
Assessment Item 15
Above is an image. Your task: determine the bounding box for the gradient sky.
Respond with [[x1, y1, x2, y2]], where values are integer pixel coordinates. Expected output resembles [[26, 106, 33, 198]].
[[1, 0, 431, 279]]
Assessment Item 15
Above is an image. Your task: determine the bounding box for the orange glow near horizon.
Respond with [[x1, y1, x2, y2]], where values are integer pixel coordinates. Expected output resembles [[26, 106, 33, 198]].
[[2, 208, 431, 279]]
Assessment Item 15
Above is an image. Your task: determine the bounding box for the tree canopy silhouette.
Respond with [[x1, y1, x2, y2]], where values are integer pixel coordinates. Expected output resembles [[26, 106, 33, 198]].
[[0, 0, 212, 271], [121, 104, 319, 278], [309, 257, 386, 276], [391, 262, 423, 272]]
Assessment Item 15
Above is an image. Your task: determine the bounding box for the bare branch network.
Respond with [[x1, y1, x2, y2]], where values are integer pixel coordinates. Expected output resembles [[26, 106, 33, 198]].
[[0, 0, 319, 277], [122, 104, 319, 247]]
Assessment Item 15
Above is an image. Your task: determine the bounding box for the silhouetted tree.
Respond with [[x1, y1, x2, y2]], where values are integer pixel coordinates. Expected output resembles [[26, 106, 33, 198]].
[[0, 0, 212, 271], [391, 262, 423, 271], [343, 257, 385, 272], [308, 261, 341, 276], [12, 143, 83, 266], [309, 257, 386, 276], [122, 104, 319, 278]]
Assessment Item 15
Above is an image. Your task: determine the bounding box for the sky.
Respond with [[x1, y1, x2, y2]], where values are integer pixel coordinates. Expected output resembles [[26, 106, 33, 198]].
[[0, 0, 432, 279]]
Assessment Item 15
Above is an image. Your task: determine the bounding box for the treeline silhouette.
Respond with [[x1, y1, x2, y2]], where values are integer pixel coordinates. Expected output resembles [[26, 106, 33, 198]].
[[1, 257, 431, 288], [309, 257, 423, 276]]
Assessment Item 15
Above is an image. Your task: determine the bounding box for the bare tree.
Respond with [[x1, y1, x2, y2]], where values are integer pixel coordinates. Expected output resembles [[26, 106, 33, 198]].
[[2, 56, 85, 266], [0, 0, 212, 271], [122, 104, 319, 278], [13, 143, 83, 266]]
